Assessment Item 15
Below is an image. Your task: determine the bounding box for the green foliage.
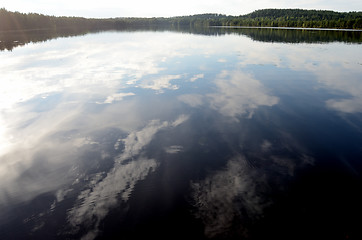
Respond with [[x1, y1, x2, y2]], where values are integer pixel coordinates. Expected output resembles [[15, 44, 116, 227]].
[[169, 9, 362, 29], [224, 9, 362, 29], [0, 8, 119, 31], [0, 8, 362, 32]]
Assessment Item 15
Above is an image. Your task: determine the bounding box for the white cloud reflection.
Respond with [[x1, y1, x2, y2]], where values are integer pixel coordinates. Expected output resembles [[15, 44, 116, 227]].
[[190, 73, 204, 82], [103, 92, 135, 104], [0, 31, 199, 109], [139, 74, 182, 92], [0, 139, 85, 206], [178, 94, 204, 108], [191, 156, 266, 238], [288, 45, 362, 114], [178, 70, 279, 119], [116, 115, 189, 163], [191, 151, 314, 238], [209, 70, 279, 119], [236, 41, 362, 114], [0, 31, 234, 213], [326, 98, 362, 113], [67, 115, 189, 239], [68, 158, 158, 238], [0, 31, 200, 158]]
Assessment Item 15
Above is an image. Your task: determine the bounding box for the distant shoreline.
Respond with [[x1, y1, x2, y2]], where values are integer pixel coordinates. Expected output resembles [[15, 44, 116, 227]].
[[213, 26, 362, 32]]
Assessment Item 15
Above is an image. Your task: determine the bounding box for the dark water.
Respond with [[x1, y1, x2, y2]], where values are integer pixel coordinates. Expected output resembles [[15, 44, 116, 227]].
[[0, 28, 362, 240]]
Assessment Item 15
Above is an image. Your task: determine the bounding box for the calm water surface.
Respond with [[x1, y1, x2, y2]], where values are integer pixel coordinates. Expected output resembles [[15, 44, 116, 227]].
[[1, 28, 362, 239]]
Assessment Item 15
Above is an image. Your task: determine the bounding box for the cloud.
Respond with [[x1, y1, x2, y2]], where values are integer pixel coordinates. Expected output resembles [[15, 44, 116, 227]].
[[191, 151, 314, 238], [68, 158, 158, 232], [139, 75, 182, 92], [115, 115, 188, 163], [171, 114, 189, 127], [191, 131, 315, 238], [179, 71, 278, 120], [236, 40, 362, 114], [0, 31, 200, 159], [191, 155, 268, 238], [208, 70, 279, 119], [178, 94, 204, 107], [326, 98, 362, 113], [0, 31, 205, 214], [55, 188, 73, 202], [73, 137, 99, 147], [320, 65, 362, 113], [0, 31, 195, 111], [103, 92, 135, 104], [261, 140, 272, 152], [0, 135, 87, 207], [190, 73, 204, 82], [117, 119, 170, 162], [67, 115, 189, 239]]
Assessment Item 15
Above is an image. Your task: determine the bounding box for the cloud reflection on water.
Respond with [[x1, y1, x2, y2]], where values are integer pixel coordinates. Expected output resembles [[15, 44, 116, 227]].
[[209, 70, 279, 119], [179, 70, 279, 119], [69, 158, 158, 239], [0, 29, 361, 239], [67, 115, 189, 240], [139, 74, 183, 92], [191, 155, 266, 238], [0, 32, 197, 199], [191, 149, 314, 238], [102, 92, 135, 104], [237, 41, 362, 114]]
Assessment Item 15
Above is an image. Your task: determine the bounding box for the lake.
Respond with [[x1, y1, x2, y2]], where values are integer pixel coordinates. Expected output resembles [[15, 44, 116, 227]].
[[1, 27, 362, 240]]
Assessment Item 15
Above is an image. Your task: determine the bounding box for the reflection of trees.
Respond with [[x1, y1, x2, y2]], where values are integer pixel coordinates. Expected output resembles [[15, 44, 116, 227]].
[[2, 26, 361, 52], [176, 26, 362, 43], [223, 27, 362, 44], [0, 29, 92, 51]]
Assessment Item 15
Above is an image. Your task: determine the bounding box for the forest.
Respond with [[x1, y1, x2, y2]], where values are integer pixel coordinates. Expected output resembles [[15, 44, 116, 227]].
[[1, 8, 362, 32], [222, 9, 362, 29]]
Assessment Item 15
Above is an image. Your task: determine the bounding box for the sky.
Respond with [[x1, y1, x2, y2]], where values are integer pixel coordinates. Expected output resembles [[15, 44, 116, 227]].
[[1, 0, 362, 18]]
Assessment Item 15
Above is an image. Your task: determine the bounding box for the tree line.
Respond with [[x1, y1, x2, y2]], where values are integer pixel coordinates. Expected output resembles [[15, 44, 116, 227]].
[[222, 9, 362, 29], [1, 8, 362, 32]]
